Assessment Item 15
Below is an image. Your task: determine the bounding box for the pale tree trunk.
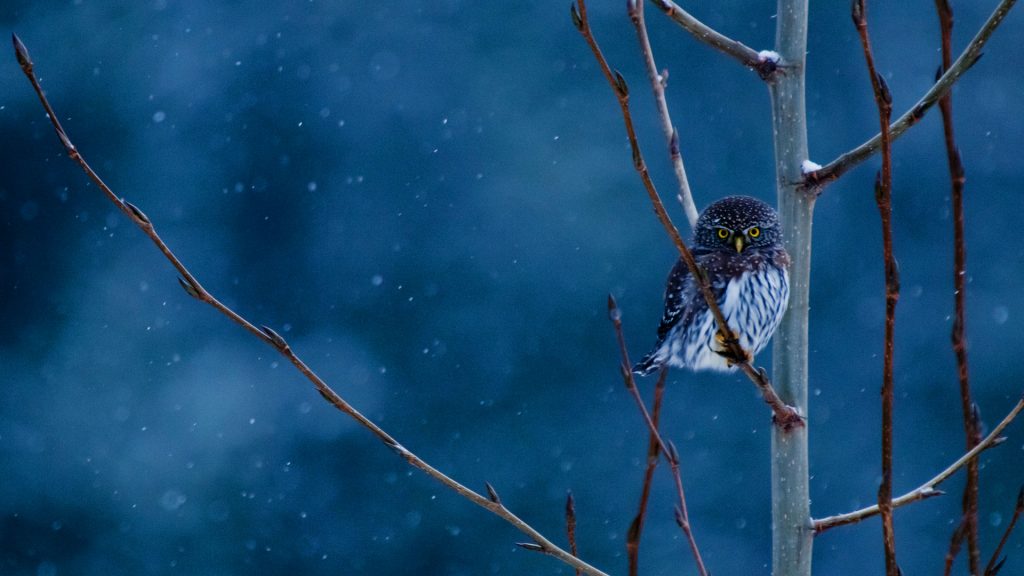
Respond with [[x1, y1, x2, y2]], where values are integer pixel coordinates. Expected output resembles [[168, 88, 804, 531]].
[[769, 0, 814, 574]]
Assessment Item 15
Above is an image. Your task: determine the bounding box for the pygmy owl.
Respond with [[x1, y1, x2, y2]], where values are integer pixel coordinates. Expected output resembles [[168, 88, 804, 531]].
[[634, 195, 790, 375]]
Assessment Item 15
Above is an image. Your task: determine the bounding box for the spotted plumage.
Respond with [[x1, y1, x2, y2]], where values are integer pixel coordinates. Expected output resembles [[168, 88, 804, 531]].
[[634, 196, 790, 375]]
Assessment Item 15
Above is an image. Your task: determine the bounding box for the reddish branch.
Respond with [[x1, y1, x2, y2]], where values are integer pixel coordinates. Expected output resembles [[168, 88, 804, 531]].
[[13, 34, 611, 576], [984, 486, 1024, 575], [852, 1, 899, 574], [934, 0, 982, 571], [572, 0, 802, 429], [609, 296, 709, 576], [626, 367, 667, 576], [565, 492, 581, 576], [944, 518, 969, 576], [804, 0, 1018, 191]]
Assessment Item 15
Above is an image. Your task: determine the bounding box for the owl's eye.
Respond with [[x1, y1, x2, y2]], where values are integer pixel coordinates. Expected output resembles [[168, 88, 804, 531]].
[[716, 228, 729, 239], [748, 227, 761, 238]]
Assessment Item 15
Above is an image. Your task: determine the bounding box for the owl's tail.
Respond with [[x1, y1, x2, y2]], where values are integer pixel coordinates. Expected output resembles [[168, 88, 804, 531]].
[[632, 349, 663, 376]]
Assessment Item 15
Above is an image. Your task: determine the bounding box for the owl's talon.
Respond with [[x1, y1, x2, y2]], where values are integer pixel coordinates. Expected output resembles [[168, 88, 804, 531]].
[[712, 334, 753, 364]]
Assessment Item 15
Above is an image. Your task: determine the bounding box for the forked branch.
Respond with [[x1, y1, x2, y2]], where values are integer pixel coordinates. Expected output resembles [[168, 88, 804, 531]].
[[814, 395, 1024, 532], [13, 34, 611, 576], [609, 296, 708, 576], [572, 1, 802, 429]]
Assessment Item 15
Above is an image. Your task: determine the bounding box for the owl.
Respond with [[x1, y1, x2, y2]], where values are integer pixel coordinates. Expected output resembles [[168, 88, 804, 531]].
[[633, 195, 790, 375]]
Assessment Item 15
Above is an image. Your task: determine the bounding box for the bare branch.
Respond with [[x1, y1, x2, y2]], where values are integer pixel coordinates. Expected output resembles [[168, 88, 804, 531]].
[[984, 486, 1024, 575], [933, 0, 983, 569], [626, 367, 667, 576], [646, 0, 779, 79], [852, 0, 899, 571], [565, 492, 581, 576], [944, 516, 969, 576], [573, 1, 802, 428], [805, 0, 1018, 190], [609, 295, 709, 576], [628, 0, 698, 230], [814, 395, 1024, 532], [13, 33, 611, 576]]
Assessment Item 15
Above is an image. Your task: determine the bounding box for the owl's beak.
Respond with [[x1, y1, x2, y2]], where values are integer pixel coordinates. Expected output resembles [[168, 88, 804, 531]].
[[734, 236, 746, 253]]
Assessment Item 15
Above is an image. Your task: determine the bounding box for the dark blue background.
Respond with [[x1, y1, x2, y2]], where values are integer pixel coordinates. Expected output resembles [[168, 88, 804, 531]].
[[3, 1, 1024, 574]]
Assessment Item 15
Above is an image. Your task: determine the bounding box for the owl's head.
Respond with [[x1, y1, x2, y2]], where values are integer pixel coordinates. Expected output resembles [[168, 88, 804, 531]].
[[694, 195, 781, 253]]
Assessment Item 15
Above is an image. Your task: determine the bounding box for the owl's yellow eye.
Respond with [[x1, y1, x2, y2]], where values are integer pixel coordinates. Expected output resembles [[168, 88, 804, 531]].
[[716, 228, 729, 239], [748, 227, 761, 238]]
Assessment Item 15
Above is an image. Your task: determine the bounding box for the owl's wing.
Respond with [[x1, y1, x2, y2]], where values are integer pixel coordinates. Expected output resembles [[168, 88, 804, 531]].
[[655, 256, 702, 341]]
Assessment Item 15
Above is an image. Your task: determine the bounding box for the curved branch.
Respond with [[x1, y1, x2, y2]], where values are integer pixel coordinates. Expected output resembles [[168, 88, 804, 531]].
[[13, 33, 611, 576], [805, 0, 1018, 189], [814, 395, 1024, 533]]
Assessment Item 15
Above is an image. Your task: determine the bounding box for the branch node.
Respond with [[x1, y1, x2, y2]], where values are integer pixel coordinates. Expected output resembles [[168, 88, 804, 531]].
[[607, 293, 621, 322], [570, 3, 584, 31], [121, 199, 151, 225], [613, 70, 629, 97], [666, 439, 680, 465], [485, 482, 501, 504], [176, 276, 201, 300], [260, 324, 290, 351]]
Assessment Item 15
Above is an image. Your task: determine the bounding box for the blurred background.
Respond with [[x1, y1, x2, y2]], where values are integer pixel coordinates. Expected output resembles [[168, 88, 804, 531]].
[[2, 1, 1024, 574]]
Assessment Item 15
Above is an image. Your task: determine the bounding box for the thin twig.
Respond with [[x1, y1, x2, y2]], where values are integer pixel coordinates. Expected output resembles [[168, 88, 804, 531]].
[[626, 367, 667, 576], [944, 516, 969, 576], [852, 1, 899, 573], [13, 34, 612, 576], [984, 486, 1024, 575], [646, 0, 779, 79], [805, 0, 1018, 190], [814, 395, 1024, 532], [627, 0, 698, 230], [572, 1, 802, 429], [565, 492, 581, 576], [609, 295, 709, 576], [934, 0, 982, 570]]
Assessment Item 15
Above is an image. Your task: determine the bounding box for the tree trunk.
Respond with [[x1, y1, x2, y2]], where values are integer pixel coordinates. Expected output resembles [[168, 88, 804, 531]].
[[769, 0, 814, 574]]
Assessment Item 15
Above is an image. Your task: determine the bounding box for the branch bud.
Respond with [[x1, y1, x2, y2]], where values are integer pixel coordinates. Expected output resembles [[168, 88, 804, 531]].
[[176, 276, 201, 299], [122, 199, 151, 225], [851, 0, 865, 25], [485, 482, 501, 504], [876, 72, 892, 107], [260, 325, 289, 351], [613, 70, 629, 97], [666, 440, 680, 465], [607, 293, 621, 322], [570, 3, 584, 31], [12, 33, 31, 70], [673, 505, 686, 528], [516, 542, 545, 552]]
